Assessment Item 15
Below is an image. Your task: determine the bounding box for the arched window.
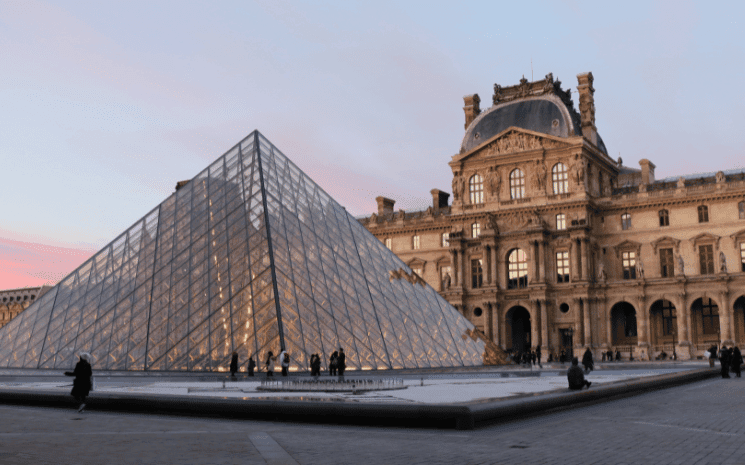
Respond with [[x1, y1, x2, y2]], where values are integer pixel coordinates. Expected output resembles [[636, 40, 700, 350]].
[[469, 174, 484, 204], [507, 248, 528, 289], [659, 209, 669, 227], [621, 213, 632, 230], [739, 201, 745, 220], [471, 222, 480, 238], [552, 163, 568, 194], [698, 205, 709, 223], [510, 169, 525, 200]]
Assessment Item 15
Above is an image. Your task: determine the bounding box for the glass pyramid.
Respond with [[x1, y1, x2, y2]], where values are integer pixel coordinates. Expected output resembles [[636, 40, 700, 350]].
[[0, 132, 485, 372]]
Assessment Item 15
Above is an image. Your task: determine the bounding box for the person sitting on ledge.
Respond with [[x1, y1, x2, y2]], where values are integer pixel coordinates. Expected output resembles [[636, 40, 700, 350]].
[[567, 357, 592, 390]]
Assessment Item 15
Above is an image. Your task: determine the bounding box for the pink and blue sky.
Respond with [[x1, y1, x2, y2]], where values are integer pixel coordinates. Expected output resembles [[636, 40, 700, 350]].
[[2, 0, 744, 289]]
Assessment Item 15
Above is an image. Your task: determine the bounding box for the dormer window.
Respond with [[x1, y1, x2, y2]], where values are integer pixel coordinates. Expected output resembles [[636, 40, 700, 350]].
[[412, 235, 420, 250]]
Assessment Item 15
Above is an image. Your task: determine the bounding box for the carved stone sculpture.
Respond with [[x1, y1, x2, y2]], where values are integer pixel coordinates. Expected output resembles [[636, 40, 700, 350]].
[[485, 168, 501, 198], [635, 260, 644, 279], [573, 157, 586, 188], [677, 177, 686, 188], [597, 263, 606, 282], [720, 251, 728, 273], [452, 175, 465, 201], [486, 212, 499, 232], [533, 161, 547, 192], [443, 273, 451, 290], [716, 171, 725, 183], [677, 254, 685, 275]]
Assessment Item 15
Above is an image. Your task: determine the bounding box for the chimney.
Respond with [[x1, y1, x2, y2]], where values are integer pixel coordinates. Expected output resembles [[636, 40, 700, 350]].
[[375, 196, 395, 215], [463, 94, 481, 130], [430, 189, 450, 210], [639, 159, 656, 185], [576, 72, 597, 146]]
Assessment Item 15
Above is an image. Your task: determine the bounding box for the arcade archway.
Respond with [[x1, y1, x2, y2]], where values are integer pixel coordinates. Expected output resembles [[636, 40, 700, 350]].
[[610, 302, 638, 346], [506, 306, 531, 354]]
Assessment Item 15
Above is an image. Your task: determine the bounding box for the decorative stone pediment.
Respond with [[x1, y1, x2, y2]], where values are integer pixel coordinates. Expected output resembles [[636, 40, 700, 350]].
[[455, 127, 573, 164], [406, 257, 427, 273], [651, 236, 681, 255], [499, 209, 546, 232], [614, 240, 642, 258], [691, 233, 720, 251], [731, 229, 745, 248]]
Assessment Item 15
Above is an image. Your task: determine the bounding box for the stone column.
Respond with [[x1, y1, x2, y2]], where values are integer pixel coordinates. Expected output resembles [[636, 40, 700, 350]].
[[492, 245, 499, 289], [538, 240, 546, 283], [720, 291, 733, 345], [499, 250, 508, 290], [530, 302, 540, 351], [581, 238, 590, 281], [606, 299, 615, 348], [597, 297, 610, 348], [636, 295, 649, 347], [675, 292, 690, 344], [483, 246, 491, 285], [457, 250, 465, 289], [486, 302, 494, 340], [574, 297, 584, 349], [583, 297, 592, 347], [539, 299, 549, 355], [570, 240, 578, 281]]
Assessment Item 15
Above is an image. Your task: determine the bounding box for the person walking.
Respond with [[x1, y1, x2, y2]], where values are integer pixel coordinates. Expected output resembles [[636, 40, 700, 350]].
[[732, 346, 743, 378], [536, 346, 542, 368], [329, 351, 338, 376], [280, 351, 290, 377], [708, 344, 718, 368], [582, 348, 594, 373], [311, 354, 321, 378], [65, 352, 93, 413], [229, 351, 239, 380], [567, 357, 592, 390], [337, 348, 346, 381], [247, 356, 256, 377], [265, 351, 276, 377], [720, 346, 731, 379]]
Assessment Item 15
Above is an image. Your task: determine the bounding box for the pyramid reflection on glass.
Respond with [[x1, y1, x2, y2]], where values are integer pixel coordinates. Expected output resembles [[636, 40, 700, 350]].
[[0, 132, 485, 372]]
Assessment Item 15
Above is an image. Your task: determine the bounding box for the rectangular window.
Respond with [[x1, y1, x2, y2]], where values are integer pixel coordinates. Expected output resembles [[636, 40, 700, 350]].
[[701, 298, 719, 335], [556, 213, 566, 231], [412, 235, 420, 250], [699, 245, 714, 274], [411, 266, 423, 277], [659, 210, 669, 227], [471, 223, 480, 238], [659, 248, 675, 278], [622, 251, 637, 280], [471, 259, 483, 289], [741, 242, 745, 272], [385, 238, 392, 250], [441, 232, 449, 248], [556, 251, 570, 283], [661, 303, 676, 336], [698, 206, 709, 223]]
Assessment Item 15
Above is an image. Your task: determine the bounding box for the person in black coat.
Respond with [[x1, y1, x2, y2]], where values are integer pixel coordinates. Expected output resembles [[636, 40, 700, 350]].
[[65, 353, 92, 413], [247, 356, 256, 377], [731, 347, 743, 378], [567, 357, 592, 390], [329, 351, 338, 376], [720, 346, 731, 379], [337, 348, 347, 380], [230, 351, 239, 380], [582, 348, 594, 373]]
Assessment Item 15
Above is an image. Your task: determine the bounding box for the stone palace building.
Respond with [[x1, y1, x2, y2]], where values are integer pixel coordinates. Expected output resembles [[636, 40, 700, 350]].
[[361, 72, 745, 361]]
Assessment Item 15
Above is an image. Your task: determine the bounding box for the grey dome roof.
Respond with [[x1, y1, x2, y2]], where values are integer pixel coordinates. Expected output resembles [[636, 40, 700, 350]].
[[460, 93, 608, 155]]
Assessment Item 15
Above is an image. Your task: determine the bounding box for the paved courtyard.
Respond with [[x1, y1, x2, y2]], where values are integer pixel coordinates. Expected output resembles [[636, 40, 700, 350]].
[[0, 372, 742, 464]]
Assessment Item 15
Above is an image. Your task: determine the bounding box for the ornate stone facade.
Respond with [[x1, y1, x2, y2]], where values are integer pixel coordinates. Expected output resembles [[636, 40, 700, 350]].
[[362, 72, 745, 362], [0, 286, 51, 329]]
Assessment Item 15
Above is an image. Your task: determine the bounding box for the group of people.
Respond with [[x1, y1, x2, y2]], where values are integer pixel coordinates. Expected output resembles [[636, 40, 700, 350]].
[[712, 345, 743, 379], [512, 347, 542, 367], [227, 348, 348, 379]]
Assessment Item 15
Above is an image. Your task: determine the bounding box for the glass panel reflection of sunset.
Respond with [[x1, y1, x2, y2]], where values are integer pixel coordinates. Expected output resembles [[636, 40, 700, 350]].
[[0, 132, 485, 372]]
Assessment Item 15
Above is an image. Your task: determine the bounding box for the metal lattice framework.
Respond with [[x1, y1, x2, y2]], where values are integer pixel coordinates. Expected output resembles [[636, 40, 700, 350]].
[[0, 131, 485, 372]]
